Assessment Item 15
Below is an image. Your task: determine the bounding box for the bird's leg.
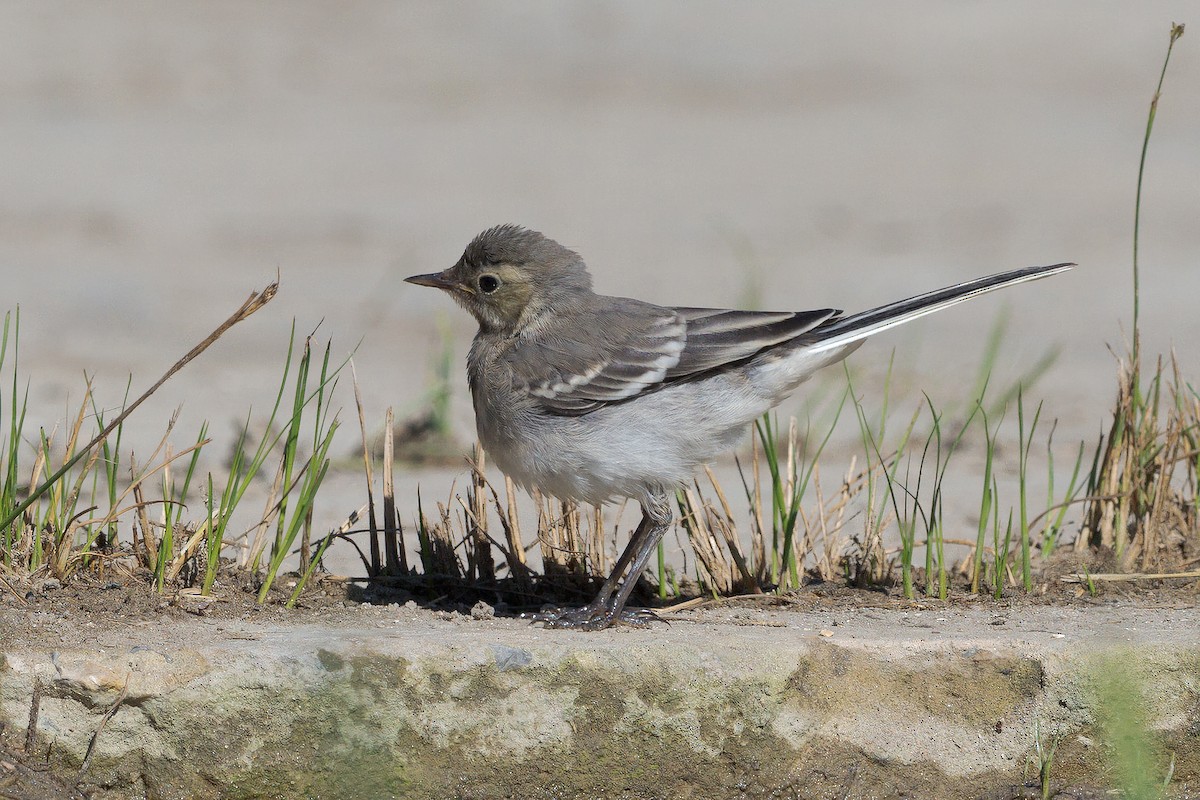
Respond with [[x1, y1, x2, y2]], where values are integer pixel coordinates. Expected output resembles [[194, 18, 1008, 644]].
[[531, 492, 672, 631]]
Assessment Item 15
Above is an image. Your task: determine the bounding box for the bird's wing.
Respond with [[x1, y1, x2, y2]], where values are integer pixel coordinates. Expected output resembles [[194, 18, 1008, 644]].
[[503, 299, 686, 415], [667, 307, 839, 376], [505, 298, 838, 416]]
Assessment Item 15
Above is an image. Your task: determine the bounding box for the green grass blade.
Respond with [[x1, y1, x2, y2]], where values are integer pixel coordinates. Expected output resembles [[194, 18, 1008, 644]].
[[1132, 23, 1186, 366]]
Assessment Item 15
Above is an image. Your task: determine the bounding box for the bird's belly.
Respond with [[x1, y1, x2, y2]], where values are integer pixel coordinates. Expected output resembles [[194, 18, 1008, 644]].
[[474, 375, 770, 507], [477, 410, 637, 506]]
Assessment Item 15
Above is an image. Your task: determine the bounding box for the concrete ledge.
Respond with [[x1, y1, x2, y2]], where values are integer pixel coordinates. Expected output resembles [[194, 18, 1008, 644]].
[[2, 602, 1197, 798]]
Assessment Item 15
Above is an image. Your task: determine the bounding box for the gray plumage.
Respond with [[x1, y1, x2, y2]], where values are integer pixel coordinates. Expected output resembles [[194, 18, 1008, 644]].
[[406, 225, 1072, 630]]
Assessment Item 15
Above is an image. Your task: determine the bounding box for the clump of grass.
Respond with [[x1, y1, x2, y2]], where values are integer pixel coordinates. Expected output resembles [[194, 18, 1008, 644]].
[[1027, 718, 1060, 800], [677, 480, 740, 596], [1079, 23, 1195, 573], [753, 402, 847, 591], [1080, 353, 1198, 570], [151, 423, 207, 591], [969, 405, 1000, 593], [1039, 425, 1087, 559], [1, 285, 277, 585], [256, 334, 341, 603], [0, 283, 353, 608], [863, 389, 985, 600], [0, 308, 26, 563], [846, 356, 916, 589], [119, 324, 346, 604], [1015, 390, 1043, 592]]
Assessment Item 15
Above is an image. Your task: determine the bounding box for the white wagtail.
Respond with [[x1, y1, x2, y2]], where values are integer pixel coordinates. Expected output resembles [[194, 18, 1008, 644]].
[[407, 225, 1071, 630]]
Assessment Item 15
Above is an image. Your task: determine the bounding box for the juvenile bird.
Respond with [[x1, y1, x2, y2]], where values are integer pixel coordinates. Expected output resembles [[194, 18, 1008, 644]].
[[407, 225, 1071, 630]]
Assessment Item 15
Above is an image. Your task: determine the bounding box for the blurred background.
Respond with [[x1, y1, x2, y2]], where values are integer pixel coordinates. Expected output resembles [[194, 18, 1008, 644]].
[[1, 3, 1196, 568]]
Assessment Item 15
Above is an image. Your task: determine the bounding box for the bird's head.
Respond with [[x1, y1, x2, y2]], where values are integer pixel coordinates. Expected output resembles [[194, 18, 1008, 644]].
[[406, 225, 593, 335]]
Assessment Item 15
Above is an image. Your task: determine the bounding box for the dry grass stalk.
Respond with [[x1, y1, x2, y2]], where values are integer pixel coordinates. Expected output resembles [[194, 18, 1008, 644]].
[[131, 469, 155, 568], [0, 570, 28, 605], [503, 476, 525, 569], [749, 437, 767, 583], [244, 457, 285, 569], [165, 520, 204, 582], [383, 406, 404, 573], [60, 384, 94, 518], [732, 444, 768, 586], [479, 474, 530, 587], [677, 485, 733, 595], [350, 361, 381, 574], [534, 492, 572, 575], [801, 458, 864, 581], [1081, 354, 1199, 571], [850, 455, 892, 586], [24, 678, 42, 754], [587, 504, 607, 576], [703, 466, 760, 593], [562, 500, 582, 573], [299, 506, 313, 576], [27, 432, 48, 514], [466, 444, 494, 582], [533, 488, 556, 572], [428, 498, 460, 576]]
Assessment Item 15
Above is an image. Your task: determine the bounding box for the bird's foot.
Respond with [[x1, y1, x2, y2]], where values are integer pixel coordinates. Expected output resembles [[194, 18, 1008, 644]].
[[525, 602, 665, 631]]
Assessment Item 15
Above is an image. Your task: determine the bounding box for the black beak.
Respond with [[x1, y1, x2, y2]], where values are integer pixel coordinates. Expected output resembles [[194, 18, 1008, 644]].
[[405, 270, 456, 290]]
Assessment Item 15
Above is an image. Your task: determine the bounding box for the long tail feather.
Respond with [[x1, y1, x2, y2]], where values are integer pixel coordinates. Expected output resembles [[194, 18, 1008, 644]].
[[804, 263, 1074, 354]]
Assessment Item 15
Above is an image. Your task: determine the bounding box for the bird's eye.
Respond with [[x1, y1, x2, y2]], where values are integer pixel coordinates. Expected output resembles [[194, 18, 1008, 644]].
[[478, 274, 500, 294]]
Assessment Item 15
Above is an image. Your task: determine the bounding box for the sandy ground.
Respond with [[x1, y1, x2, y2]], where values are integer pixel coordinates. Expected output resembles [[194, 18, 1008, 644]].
[[2, 4, 1198, 572]]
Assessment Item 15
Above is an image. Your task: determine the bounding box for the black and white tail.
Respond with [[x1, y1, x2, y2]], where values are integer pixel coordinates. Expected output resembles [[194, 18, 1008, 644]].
[[804, 263, 1074, 355]]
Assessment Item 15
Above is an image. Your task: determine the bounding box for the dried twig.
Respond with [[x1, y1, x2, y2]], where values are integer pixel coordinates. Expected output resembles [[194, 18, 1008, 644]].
[[1061, 569, 1200, 583], [0, 572, 27, 606], [77, 674, 131, 780]]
